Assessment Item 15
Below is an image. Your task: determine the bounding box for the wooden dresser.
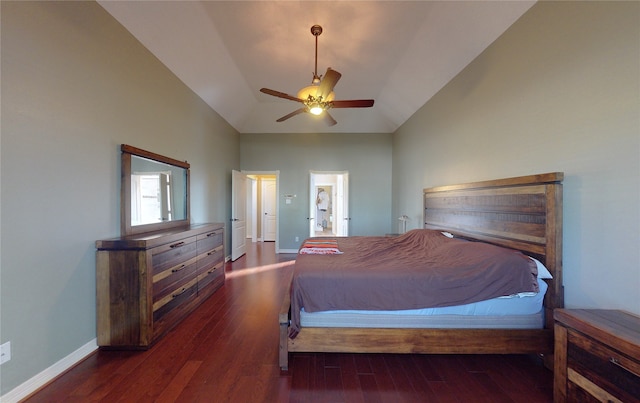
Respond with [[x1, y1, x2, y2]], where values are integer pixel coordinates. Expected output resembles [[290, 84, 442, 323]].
[[554, 309, 640, 403], [96, 223, 225, 348]]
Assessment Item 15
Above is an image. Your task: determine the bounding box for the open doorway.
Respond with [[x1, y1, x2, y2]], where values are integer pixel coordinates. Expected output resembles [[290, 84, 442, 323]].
[[245, 173, 277, 243], [231, 171, 279, 260], [309, 171, 349, 237]]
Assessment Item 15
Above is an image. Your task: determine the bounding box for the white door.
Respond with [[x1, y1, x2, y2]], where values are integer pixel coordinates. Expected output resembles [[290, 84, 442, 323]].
[[231, 170, 247, 261], [262, 178, 277, 241]]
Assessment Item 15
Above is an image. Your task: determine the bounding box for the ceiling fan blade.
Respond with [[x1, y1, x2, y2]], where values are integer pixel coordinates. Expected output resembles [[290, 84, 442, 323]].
[[276, 108, 307, 122], [260, 88, 303, 103], [332, 99, 375, 108], [316, 68, 342, 100], [323, 111, 337, 127]]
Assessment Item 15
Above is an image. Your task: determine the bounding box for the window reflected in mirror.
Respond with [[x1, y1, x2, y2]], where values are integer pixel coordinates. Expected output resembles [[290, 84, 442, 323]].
[[121, 145, 190, 236], [130, 155, 187, 226], [131, 172, 171, 225]]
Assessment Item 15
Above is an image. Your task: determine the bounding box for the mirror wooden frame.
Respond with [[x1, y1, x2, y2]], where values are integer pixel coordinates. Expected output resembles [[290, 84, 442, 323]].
[[121, 144, 190, 236]]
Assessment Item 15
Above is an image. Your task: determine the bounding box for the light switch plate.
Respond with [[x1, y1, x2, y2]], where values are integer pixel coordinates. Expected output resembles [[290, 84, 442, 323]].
[[0, 341, 11, 364]]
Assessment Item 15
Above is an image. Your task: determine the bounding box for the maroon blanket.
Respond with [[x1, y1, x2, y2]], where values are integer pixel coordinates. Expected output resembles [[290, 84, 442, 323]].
[[289, 229, 538, 338]]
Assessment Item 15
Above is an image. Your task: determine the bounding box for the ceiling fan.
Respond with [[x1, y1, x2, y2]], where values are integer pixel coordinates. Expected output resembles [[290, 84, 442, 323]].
[[260, 25, 374, 126]]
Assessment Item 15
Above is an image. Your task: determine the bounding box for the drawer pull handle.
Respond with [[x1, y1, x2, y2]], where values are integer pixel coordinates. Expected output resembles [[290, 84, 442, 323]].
[[609, 357, 640, 378], [171, 264, 186, 273], [170, 241, 185, 248], [206, 246, 222, 256], [207, 268, 217, 274], [172, 288, 187, 298], [206, 232, 218, 237]]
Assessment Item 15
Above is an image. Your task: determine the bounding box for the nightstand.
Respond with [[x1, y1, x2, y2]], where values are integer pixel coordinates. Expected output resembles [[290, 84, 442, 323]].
[[554, 309, 640, 402]]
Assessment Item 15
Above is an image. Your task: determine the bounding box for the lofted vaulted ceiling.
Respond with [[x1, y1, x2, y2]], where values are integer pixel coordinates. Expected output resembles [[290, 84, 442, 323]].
[[98, 1, 535, 134]]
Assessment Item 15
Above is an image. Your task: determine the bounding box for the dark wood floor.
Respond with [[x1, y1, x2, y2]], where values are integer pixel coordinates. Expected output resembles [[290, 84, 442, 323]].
[[24, 242, 553, 402]]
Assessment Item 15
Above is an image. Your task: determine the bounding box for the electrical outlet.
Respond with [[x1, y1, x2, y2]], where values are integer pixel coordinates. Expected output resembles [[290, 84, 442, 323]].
[[295, 236, 299, 242], [0, 341, 11, 365]]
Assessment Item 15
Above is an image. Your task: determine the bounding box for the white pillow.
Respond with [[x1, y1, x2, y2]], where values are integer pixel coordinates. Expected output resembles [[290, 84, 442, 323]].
[[530, 257, 553, 279]]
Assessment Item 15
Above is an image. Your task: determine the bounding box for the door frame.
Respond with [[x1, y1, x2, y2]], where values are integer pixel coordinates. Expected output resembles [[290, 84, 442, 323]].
[[243, 170, 280, 252], [309, 170, 349, 237]]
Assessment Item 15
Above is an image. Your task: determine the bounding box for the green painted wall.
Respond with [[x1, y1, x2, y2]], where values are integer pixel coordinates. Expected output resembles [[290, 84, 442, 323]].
[[393, 1, 639, 315], [240, 132, 393, 250], [1, 1, 239, 395]]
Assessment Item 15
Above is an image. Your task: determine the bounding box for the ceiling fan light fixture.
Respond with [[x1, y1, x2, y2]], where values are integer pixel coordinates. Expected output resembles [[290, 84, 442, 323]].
[[302, 94, 333, 115], [297, 85, 319, 101], [259, 24, 374, 126], [297, 85, 335, 100], [309, 104, 324, 115]]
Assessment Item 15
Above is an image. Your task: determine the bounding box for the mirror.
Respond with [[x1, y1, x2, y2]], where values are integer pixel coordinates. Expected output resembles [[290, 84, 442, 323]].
[[121, 144, 190, 236]]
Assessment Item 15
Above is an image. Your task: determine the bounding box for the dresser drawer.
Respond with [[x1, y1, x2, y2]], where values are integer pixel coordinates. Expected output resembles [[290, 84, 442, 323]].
[[566, 380, 601, 403], [151, 236, 197, 275], [152, 278, 198, 339], [152, 277, 198, 322], [152, 256, 198, 300], [197, 244, 224, 273], [567, 329, 640, 402], [197, 260, 224, 293], [196, 229, 223, 252]]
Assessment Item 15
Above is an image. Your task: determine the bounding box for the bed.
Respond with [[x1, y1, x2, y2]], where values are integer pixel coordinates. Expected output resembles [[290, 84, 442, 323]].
[[279, 172, 563, 370]]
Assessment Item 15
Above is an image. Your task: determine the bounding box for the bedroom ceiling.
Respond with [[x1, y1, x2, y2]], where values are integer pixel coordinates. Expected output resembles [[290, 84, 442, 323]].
[[97, 1, 535, 134]]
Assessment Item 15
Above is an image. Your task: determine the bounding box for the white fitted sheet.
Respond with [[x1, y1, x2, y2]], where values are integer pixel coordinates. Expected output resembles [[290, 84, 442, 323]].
[[299, 278, 547, 329]]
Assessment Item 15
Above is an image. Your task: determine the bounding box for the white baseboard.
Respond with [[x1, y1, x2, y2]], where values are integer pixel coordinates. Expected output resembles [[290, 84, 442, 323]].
[[277, 248, 299, 254], [1, 338, 98, 403]]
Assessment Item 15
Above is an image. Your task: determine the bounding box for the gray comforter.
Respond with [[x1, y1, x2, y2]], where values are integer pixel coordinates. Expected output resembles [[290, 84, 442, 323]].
[[289, 229, 538, 338]]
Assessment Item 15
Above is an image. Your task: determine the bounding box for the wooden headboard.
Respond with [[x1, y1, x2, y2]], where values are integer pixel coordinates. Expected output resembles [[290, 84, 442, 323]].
[[423, 172, 564, 330]]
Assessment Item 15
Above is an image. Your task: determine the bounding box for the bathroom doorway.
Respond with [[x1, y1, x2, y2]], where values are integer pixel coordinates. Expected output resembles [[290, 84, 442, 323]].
[[309, 171, 349, 237]]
